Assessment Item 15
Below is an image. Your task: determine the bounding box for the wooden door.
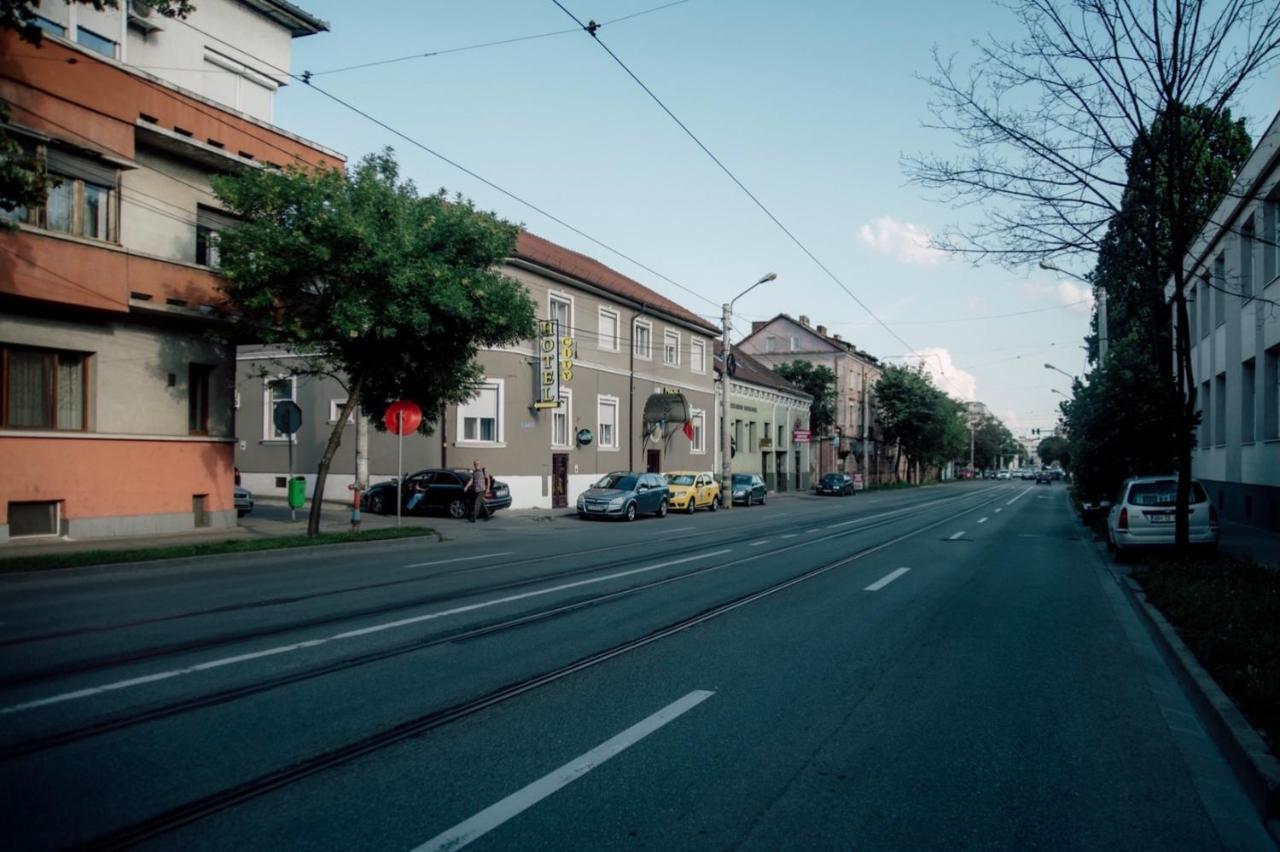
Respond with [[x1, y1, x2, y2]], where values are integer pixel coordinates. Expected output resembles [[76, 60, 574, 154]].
[[552, 453, 569, 509], [646, 449, 661, 474]]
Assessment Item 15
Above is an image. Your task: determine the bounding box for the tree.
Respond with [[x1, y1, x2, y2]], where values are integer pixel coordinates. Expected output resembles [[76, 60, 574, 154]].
[[1, 1, 195, 220], [772, 361, 836, 436], [904, 0, 1280, 548], [970, 414, 1018, 471], [212, 150, 537, 536], [876, 364, 968, 482], [1036, 435, 1070, 469]]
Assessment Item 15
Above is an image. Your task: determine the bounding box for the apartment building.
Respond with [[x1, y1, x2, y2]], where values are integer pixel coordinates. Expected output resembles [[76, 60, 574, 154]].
[[1168, 109, 1280, 530], [0, 2, 341, 542], [738, 314, 897, 483], [235, 231, 720, 510], [713, 343, 813, 491]]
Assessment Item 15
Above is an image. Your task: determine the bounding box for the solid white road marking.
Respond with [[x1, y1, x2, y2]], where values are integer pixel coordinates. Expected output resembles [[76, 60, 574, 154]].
[[405, 552, 514, 569], [780, 533, 798, 539], [948, 531, 966, 540], [747, 540, 770, 547], [864, 567, 911, 591], [0, 550, 732, 716], [977, 517, 988, 524], [412, 690, 715, 852], [806, 528, 821, 534], [1006, 487, 1033, 506]]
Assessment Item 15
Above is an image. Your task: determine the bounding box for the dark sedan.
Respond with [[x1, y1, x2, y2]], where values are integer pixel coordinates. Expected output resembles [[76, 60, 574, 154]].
[[1036, 470, 1052, 485], [362, 469, 512, 519], [731, 473, 767, 506], [815, 473, 854, 496], [577, 472, 669, 520]]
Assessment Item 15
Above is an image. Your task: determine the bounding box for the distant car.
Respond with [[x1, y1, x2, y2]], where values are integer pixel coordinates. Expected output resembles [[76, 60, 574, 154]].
[[996, 470, 1011, 480], [815, 473, 855, 496], [363, 469, 512, 519], [234, 486, 254, 516], [731, 473, 767, 506], [664, 471, 720, 513], [1021, 470, 1034, 480], [1107, 475, 1218, 559], [578, 472, 669, 520], [1036, 471, 1052, 484]]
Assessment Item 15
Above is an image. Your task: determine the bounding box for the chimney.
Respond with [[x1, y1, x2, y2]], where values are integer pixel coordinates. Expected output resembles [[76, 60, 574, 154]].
[[816, 324, 827, 336], [798, 315, 811, 327], [751, 321, 766, 334], [833, 333, 843, 342]]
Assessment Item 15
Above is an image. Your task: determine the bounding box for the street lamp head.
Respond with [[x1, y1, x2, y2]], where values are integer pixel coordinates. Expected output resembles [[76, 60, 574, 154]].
[[1043, 363, 1054, 370], [757, 272, 778, 285]]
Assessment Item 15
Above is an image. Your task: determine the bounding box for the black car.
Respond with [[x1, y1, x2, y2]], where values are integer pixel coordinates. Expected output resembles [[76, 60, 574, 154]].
[[815, 473, 855, 496], [1036, 470, 1052, 485], [362, 469, 512, 519], [731, 473, 767, 506]]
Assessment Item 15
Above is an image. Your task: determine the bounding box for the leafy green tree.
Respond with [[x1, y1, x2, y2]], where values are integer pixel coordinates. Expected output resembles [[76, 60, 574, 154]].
[[1036, 435, 1070, 469], [875, 365, 970, 482], [969, 414, 1018, 471], [773, 361, 836, 436], [212, 150, 536, 535]]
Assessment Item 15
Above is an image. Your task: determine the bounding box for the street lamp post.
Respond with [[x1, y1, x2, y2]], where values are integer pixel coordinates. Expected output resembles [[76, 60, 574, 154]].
[[1044, 362, 1075, 381], [722, 272, 777, 510], [1040, 259, 1107, 361]]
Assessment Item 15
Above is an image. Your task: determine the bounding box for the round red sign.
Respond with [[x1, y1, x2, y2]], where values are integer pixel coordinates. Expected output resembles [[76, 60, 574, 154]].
[[383, 400, 422, 435]]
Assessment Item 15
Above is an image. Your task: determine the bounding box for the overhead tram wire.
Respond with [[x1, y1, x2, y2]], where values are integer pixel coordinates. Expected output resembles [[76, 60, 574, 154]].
[[547, 0, 971, 399], [307, 1, 694, 77], [165, 16, 720, 314]]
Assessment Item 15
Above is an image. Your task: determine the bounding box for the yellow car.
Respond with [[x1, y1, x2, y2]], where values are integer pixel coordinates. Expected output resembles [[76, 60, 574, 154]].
[[664, 471, 721, 514]]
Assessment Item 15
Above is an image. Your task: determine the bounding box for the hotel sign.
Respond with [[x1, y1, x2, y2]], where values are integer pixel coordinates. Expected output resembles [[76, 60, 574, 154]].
[[534, 319, 575, 410]]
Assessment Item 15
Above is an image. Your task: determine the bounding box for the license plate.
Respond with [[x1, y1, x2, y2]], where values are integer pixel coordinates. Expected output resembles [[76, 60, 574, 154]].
[[1149, 514, 1174, 524], [588, 505, 604, 512]]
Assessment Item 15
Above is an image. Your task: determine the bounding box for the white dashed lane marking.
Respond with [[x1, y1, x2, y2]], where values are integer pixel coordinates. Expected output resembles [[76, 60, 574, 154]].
[[948, 531, 966, 540]]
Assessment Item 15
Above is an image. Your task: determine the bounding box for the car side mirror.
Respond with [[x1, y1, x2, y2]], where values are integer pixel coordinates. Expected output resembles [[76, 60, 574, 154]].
[[638, 484, 650, 491]]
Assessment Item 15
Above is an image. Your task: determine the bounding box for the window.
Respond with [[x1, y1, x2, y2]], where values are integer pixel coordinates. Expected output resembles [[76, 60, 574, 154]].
[[777, 424, 785, 447], [1, 346, 87, 430], [1198, 380, 1211, 448], [1199, 276, 1210, 340], [598, 308, 619, 352], [458, 378, 503, 444], [1186, 289, 1196, 342], [1242, 359, 1256, 443], [1240, 215, 1255, 299], [766, 335, 778, 353], [552, 389, 572, 448], [597, 395, 619, 450], [1265, 346, 1280, 440], [1265, 196, 1280, 285], [1214, 253, 1226, 326], [76, 26, 117, 58], [328, 399, 355, 425], [663, 329, 680, 367], [10, 148, 119, 241], [1214, 372, 1226, 446], [188, 364, 212, 434], [7, 501, 59, 537], [33, 16, 65, 37], [633, 319, 652, 360], [549, 292, 573, 338], [690, 338, 705, 373], [263, 376, 295, 441], [790, 335, 800, 352], [690, 409, 706, 453], [196, 206, 238, 267]]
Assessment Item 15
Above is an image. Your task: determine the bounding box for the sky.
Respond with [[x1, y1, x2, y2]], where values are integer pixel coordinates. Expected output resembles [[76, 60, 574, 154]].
[[270, 0, 1279, 436]]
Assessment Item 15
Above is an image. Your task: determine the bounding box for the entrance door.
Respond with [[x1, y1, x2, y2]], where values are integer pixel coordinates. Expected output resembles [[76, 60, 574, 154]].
[[552, 453, 569, 509], [794, 449, 801, 490], [776, 452, 787, 492], [646, 449, 661, 473]]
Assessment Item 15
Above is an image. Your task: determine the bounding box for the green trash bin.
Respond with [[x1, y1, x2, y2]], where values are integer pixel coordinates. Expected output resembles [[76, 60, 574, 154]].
[[287, 476, 307, 510]]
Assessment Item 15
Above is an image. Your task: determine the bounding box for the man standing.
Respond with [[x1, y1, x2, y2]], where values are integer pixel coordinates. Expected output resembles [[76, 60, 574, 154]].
[[464, 460, 490, 522]]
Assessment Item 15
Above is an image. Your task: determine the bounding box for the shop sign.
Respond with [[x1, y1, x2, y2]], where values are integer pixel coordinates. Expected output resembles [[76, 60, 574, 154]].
[[853, 473, 865, 491], [793, 429, 811, 443], [535, 319, 575, 409]]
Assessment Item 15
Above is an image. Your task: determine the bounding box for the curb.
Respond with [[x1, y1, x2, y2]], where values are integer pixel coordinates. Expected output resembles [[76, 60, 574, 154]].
[[1112, 566, 1280, 832]]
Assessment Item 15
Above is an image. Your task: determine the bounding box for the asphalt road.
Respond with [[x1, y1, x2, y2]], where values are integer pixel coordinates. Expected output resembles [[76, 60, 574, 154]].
[[0, 481, 1272, 850]]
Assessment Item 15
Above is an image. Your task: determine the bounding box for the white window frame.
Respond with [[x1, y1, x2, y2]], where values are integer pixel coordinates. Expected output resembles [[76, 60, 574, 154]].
[[456, 377, 505, 447], [597, 394, 620, 451], [690, 338, 705, 374], [766, 335, 778, 353], [548, 291, 574, 339], [262, 375, 297, 442], [790, 335, 800, 352], [690, 408, 706, 454], [552, 388, 573, 449], [598, 307, 620, 352], [633, 318, 653, 361], [328, 398, 355, 425], [663, 329, 681, 367]]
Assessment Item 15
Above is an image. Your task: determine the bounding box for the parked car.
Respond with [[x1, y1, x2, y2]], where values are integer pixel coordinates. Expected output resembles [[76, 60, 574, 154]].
[[578, 472, 669, 520], [815, 473, 855, 496], [1107, 476, 1218, 559], [996, 470, 1011, 480], [731, 473, 767, 506], [664, 471, 720, 513], [234, 486, 254, 516], [1035, 470, 1052, 484], [362, 469, 512, 519]]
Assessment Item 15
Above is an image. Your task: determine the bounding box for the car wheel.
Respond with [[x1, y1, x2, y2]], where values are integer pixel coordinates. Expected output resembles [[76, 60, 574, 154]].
[[761, 492, 767, 505], [448, 498, 467, 519], [709, 496, 719, 512], [369, 493, 386, 515], [578, 512, 588, 520], [657, 500, 668, 518], [625, 502, 637, 522], [686, 499, 696, 515]]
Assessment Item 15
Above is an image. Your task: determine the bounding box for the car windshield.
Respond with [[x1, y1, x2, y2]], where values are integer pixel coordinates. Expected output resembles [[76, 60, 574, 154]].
[[595, 473, 637, 491], [821, 474, 841, 483], [667, 474, 696, 486], [732, 475, 752, 485], [1127, 480, 1208, 506]]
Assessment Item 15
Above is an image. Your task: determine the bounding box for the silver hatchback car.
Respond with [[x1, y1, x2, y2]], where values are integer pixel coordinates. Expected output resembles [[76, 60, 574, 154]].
[[1106, 475, 1218, 559]]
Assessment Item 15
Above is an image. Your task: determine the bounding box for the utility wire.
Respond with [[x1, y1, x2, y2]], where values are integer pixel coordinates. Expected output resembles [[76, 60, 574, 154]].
[[547, 1, 970, 399]]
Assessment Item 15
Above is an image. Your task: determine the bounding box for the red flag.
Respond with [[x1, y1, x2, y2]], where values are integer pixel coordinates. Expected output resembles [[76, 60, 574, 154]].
[[682, 420, 695, 440]]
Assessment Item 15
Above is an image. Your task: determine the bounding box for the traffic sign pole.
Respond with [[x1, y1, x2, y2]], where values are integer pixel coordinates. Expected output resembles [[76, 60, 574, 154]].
[[288, 430, 295, 522]]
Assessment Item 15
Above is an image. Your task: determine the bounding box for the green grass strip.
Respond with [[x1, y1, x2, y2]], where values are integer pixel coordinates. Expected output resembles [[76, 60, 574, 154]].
[[0, 526, 435, 575]]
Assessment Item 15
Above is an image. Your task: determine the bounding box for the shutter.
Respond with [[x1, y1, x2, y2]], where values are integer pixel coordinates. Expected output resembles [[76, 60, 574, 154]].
[[45, 148, 117, 187], [197, 206, 240, 231]]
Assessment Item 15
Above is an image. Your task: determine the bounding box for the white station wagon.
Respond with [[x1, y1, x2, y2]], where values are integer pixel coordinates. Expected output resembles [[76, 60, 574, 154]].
[[1106, 475, 1218, 560]]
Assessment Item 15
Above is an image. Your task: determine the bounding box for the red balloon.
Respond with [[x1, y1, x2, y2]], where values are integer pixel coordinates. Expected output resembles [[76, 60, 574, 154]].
[[383, 400, 422, 435]]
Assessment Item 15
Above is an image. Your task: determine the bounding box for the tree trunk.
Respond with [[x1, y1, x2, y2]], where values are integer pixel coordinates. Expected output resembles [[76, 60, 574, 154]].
[[1172, 278, 1196, 552], [893, 444, 902, 483], [307, 373, 365, 537]]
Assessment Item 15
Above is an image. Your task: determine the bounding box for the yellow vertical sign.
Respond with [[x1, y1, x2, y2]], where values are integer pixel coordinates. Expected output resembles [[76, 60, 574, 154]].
[[534, 319, 561, 409]]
